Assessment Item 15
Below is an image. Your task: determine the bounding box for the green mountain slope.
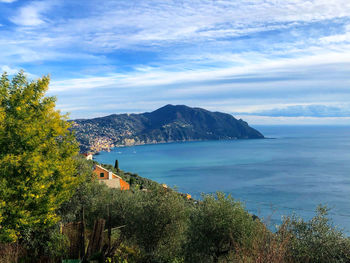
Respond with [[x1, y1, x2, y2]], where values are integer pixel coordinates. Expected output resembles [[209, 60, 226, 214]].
[[72, 105, 264, 152]]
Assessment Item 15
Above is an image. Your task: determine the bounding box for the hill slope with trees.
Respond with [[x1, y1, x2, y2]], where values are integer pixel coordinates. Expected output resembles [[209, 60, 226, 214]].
[[72, 104, 264, 152]]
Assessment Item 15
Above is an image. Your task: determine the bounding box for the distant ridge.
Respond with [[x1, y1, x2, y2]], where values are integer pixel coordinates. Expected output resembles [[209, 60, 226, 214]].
[[72, 105, 264, 152]]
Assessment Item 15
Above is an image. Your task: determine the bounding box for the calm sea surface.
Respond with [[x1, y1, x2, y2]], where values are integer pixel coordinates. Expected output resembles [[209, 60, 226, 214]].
[[94, 126, 350, 232]]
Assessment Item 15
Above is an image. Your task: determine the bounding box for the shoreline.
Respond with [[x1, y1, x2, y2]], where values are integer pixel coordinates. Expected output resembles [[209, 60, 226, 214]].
[[86, 136, 267, 154]]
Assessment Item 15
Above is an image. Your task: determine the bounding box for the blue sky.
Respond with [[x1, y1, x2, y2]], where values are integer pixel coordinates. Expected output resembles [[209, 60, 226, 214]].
[[1, 0, 350, 124]]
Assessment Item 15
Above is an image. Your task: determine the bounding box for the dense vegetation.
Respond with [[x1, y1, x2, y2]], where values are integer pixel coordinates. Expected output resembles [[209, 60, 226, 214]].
[[1, 72, 350, 263], [8, 159, 349, 263], [72, 104, 264, 152], [0, 71, 79, 243]]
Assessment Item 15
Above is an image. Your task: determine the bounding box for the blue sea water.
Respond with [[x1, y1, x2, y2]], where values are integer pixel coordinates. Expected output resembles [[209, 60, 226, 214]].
[[94, 125, 350, 232]]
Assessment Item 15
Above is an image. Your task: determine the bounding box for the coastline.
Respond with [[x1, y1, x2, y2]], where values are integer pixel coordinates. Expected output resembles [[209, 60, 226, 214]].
[[85, 136, 267, 154]]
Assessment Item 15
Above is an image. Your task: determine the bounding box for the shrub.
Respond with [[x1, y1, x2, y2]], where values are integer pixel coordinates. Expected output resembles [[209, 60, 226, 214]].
[[282, 205, 350, 263]]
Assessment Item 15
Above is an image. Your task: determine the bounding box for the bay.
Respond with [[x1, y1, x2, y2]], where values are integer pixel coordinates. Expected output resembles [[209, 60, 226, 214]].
[[94, 125, 350, 232]]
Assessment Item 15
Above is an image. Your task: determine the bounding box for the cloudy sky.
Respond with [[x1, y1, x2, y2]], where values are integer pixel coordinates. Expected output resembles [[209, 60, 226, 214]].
[[1, 0, 350, 124]]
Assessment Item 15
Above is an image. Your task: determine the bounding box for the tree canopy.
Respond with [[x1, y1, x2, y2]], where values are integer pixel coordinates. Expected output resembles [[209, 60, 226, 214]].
[[185, 193, 258, 263], [0, 71, 79, 242]]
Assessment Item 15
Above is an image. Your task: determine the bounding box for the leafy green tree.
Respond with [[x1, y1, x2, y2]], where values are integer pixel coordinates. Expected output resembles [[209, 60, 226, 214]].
[[185, 192, 259, 263], [282, 205, 350, 263], [0, 71, 79, 242], [58, 156, 101, 224], [88, 186, 189, 262], [63, 180, 189, 262], [124, 187, 189, 262], [19, 224, 69, 262]]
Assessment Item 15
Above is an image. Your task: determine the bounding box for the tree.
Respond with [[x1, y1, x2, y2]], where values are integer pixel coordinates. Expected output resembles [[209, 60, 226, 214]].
[[282, 205, 350, 263], [88, 185, 190, 262], [124, 187, 189, 262], [58, 156, 99, 224], [185, 192, 259, 263], [0, 71, 79, 242]]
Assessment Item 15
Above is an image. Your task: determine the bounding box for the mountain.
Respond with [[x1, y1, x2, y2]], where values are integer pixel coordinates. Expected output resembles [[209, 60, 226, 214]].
[[72, 105, 264, 152]]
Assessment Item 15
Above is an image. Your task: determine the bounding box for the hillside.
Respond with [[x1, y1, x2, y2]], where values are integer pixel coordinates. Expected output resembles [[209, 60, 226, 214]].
[[72, 104, 264, 152]]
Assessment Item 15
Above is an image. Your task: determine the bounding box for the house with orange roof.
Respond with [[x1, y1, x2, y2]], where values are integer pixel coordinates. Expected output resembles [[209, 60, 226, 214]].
[[93, 164, 130, 190]]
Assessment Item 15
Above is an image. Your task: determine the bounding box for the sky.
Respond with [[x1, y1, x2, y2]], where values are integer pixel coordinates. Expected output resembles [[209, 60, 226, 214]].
[[1, 0, 350, 124]]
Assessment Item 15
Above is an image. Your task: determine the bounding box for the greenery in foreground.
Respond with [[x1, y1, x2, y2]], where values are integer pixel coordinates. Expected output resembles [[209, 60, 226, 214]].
[[1, 72, 350, 263], [0, 71, 79, 243]]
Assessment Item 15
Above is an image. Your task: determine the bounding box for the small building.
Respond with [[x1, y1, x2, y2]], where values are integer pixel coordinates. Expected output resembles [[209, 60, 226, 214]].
[[93, 164, 130, 190], [82, 153, 93, 160]]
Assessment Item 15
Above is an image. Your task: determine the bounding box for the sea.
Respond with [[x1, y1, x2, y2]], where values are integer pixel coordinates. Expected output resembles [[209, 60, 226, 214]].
[[94, 125, 350, 233]]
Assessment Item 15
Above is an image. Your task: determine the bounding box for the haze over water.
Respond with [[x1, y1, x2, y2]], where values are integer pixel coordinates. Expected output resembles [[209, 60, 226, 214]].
[[95, 125, 350, 232]]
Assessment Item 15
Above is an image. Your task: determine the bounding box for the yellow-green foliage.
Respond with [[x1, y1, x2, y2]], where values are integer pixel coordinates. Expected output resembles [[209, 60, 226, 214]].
[[0, 71, 79, 242]]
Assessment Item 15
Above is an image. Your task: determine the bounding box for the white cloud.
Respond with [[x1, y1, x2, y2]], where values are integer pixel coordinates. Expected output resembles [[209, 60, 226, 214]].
[[0, 65, 38, 79], [235, 115, 350, 125], [50, 47, 350, 122], [10, 1, 52, 26], [50, 47, 350, 92], [69, 0, 350, 49], [2, 0, 350, 124], [2, 0, 350, 64], [235, 104, 350, 117], [6, 0, 347, 52], [0, 0, 17, 3], [0, 65, 19, 75], [319, 22, 350, 44]]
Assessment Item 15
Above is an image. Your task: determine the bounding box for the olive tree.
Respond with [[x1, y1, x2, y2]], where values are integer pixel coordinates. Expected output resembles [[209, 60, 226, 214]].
[[282, 206, 350, 263], [185, 192, 259, 263]]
